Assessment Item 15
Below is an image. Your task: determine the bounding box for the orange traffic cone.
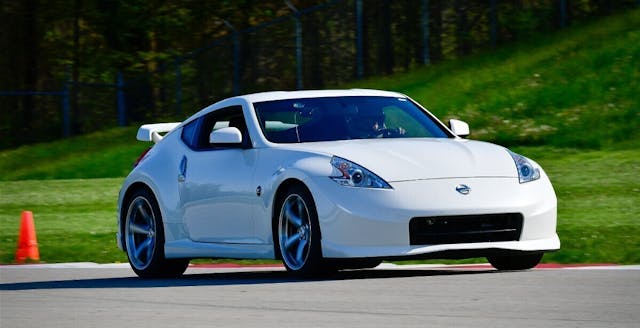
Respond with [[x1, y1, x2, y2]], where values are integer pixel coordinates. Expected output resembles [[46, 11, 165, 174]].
[[15, 211, 40, 263]]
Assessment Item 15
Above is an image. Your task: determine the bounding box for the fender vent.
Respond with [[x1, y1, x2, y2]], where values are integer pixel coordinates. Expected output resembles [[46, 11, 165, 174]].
[[409, 213, 523, 245]]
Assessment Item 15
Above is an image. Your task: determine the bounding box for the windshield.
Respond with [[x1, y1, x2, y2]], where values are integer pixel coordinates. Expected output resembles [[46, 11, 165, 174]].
[[253, 96, 451, 143]]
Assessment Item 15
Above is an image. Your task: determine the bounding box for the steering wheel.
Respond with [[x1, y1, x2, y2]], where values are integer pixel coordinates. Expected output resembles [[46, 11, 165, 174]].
[[378, 127, 405, 138]]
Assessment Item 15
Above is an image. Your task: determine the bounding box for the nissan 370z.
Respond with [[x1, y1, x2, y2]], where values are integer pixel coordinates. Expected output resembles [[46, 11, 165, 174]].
[[117, 89, 559, 278]]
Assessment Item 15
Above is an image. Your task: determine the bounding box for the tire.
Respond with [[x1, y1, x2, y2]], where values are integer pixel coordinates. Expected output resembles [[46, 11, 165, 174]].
[[330, 258, 383, 270], [275, 184, 323, 276], [487, 253, 543, 271], [123, 188, 189, 278]]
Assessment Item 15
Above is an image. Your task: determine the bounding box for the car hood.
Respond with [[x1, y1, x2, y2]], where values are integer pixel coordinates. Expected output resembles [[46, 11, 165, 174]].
[[282, 138, 517, 182]]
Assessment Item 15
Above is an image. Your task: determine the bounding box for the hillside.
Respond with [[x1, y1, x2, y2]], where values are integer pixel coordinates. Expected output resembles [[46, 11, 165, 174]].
[[351, 9, 639, 149], [0, 127, 147, 180], [1, 9, 638, 181], [1, 10, 639, 265]]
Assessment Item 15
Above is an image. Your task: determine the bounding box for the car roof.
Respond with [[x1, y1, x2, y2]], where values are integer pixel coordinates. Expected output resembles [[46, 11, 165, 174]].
[[238, 89, 408, 103], [180, 89, 411, 127]]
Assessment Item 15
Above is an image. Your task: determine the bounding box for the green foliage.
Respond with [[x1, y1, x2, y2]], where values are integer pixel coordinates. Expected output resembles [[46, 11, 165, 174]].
[[1, 10, 639, 265], [351, 9, 640, 150], [5, 1, 640, 149], [3, 10, 638, 180]]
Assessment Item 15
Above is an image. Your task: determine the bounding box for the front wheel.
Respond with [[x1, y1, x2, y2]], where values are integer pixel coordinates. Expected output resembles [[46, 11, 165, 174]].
[[487, 253, 543, 271], [275, 185, 323, 276], [124, 188, 189, 278]]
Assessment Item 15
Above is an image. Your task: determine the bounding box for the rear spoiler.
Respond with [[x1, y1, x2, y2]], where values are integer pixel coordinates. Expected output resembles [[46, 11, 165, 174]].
[[136, 123, 181, 143]]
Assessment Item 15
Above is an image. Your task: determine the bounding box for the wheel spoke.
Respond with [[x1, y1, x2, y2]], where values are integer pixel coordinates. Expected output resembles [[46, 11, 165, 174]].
[[129, 223, 150, 235], [136, 204, 152, 225], [284, 234, 300, 251], [134, 237, 152, 260], [296, 199, 305, 220], [284, 201, 303, 228], [295, 239, 308, 264], [146, 236, 155, 262]]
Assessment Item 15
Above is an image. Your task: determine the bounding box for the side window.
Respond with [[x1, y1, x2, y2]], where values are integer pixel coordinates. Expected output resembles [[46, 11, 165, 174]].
[[181, 118, 200, 148], [194, 105, 251, 150]]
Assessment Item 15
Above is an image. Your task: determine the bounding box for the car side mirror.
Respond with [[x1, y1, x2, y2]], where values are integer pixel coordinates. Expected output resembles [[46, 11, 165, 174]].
[[210, 127, 243, 145], [449, 119, 470, 138]]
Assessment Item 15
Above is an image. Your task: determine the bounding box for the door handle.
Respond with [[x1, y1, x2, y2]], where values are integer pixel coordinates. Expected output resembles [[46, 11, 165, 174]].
[[178, 156, 187, 182]]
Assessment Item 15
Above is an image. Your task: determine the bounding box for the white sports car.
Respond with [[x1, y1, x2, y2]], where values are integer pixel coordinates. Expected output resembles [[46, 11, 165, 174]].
[[117, 89, 559, 278]]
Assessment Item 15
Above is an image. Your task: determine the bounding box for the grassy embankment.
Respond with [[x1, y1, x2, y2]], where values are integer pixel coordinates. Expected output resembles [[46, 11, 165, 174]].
[[0, 9, 638, 264]]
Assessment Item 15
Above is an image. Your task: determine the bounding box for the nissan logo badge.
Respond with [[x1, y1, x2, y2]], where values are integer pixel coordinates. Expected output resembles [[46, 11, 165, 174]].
[[456, 184, 471, 195]]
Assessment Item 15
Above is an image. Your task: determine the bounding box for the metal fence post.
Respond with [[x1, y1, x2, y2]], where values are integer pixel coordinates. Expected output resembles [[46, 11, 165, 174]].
[[232, 32, 241, 95], [175, 58, 183, 116], [286, 1, 303, 90], [560, 0, 567, 28], [224, 19, 242, 96], [117, 71, 126, 126], [62, 80, 71, 137], [355, 0, 364, 79], [422, 0, 430, 65], [489, 0, 497, 47], [296, 16, 303, 89]]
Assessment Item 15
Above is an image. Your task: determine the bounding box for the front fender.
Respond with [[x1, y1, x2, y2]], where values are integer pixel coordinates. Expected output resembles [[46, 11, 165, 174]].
[[252, 148, 334, 243]]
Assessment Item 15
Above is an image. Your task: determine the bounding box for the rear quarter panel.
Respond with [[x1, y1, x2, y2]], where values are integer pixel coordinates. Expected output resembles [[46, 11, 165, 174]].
[[119, 129, 186, 242]]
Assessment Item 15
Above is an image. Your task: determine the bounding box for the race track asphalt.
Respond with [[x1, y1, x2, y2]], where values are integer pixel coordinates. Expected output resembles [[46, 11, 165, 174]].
[[1, 263, 639, 327]]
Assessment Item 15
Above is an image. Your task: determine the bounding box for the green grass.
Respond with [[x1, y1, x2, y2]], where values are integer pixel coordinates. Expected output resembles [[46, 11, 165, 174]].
[[523, 148, 640, 264], [1, 147, 638, 264], [0, 127, 148, 181], [0, 178, 127, 263], [0, 10, 639, 264]]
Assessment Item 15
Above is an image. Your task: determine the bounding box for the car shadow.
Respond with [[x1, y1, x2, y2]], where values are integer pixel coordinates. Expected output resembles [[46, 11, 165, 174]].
[[0, 267, 497, 291]]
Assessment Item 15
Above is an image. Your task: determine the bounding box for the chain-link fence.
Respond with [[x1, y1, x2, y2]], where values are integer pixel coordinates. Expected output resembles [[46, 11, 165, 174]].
[[2, 0, 638, 148]]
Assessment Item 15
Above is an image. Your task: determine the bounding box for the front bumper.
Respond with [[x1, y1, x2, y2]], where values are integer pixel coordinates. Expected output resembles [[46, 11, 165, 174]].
[[306, 175, 559, 259]]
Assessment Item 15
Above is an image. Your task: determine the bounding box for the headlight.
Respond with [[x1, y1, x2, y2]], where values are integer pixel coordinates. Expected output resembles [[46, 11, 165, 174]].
[[330, 157, 392, 189], [508, 150, 541, 183]]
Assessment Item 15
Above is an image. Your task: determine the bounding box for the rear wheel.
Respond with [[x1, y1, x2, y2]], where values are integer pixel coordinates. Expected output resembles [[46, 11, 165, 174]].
[[275, 184, 323, 276], [487, 253, 543, 271], [124, 188, 189, 278]]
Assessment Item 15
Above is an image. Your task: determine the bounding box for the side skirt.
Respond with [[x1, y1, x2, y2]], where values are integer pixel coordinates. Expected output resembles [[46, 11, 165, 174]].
[[164, 239, 275, 260]]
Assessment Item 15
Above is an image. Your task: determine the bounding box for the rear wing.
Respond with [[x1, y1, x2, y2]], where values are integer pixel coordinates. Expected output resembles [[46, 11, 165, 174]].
[[136, 123, 181, 143]]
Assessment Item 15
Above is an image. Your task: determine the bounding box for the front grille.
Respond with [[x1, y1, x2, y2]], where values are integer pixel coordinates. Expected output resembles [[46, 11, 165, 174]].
[[409, 213, 523, 245]]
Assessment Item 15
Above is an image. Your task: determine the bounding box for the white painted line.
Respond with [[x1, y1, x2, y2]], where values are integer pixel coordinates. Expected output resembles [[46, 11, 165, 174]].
[[0, 262, 130, 269], [1, 262, 638, 270], [563, 265, 640, 270]]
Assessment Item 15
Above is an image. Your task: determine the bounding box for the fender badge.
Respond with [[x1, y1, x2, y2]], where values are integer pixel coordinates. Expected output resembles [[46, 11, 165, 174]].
[[456, 184, 471, 195]]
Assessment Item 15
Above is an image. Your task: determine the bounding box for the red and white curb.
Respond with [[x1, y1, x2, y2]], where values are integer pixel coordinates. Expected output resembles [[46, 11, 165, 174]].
[[377, 263, 640, 270]]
